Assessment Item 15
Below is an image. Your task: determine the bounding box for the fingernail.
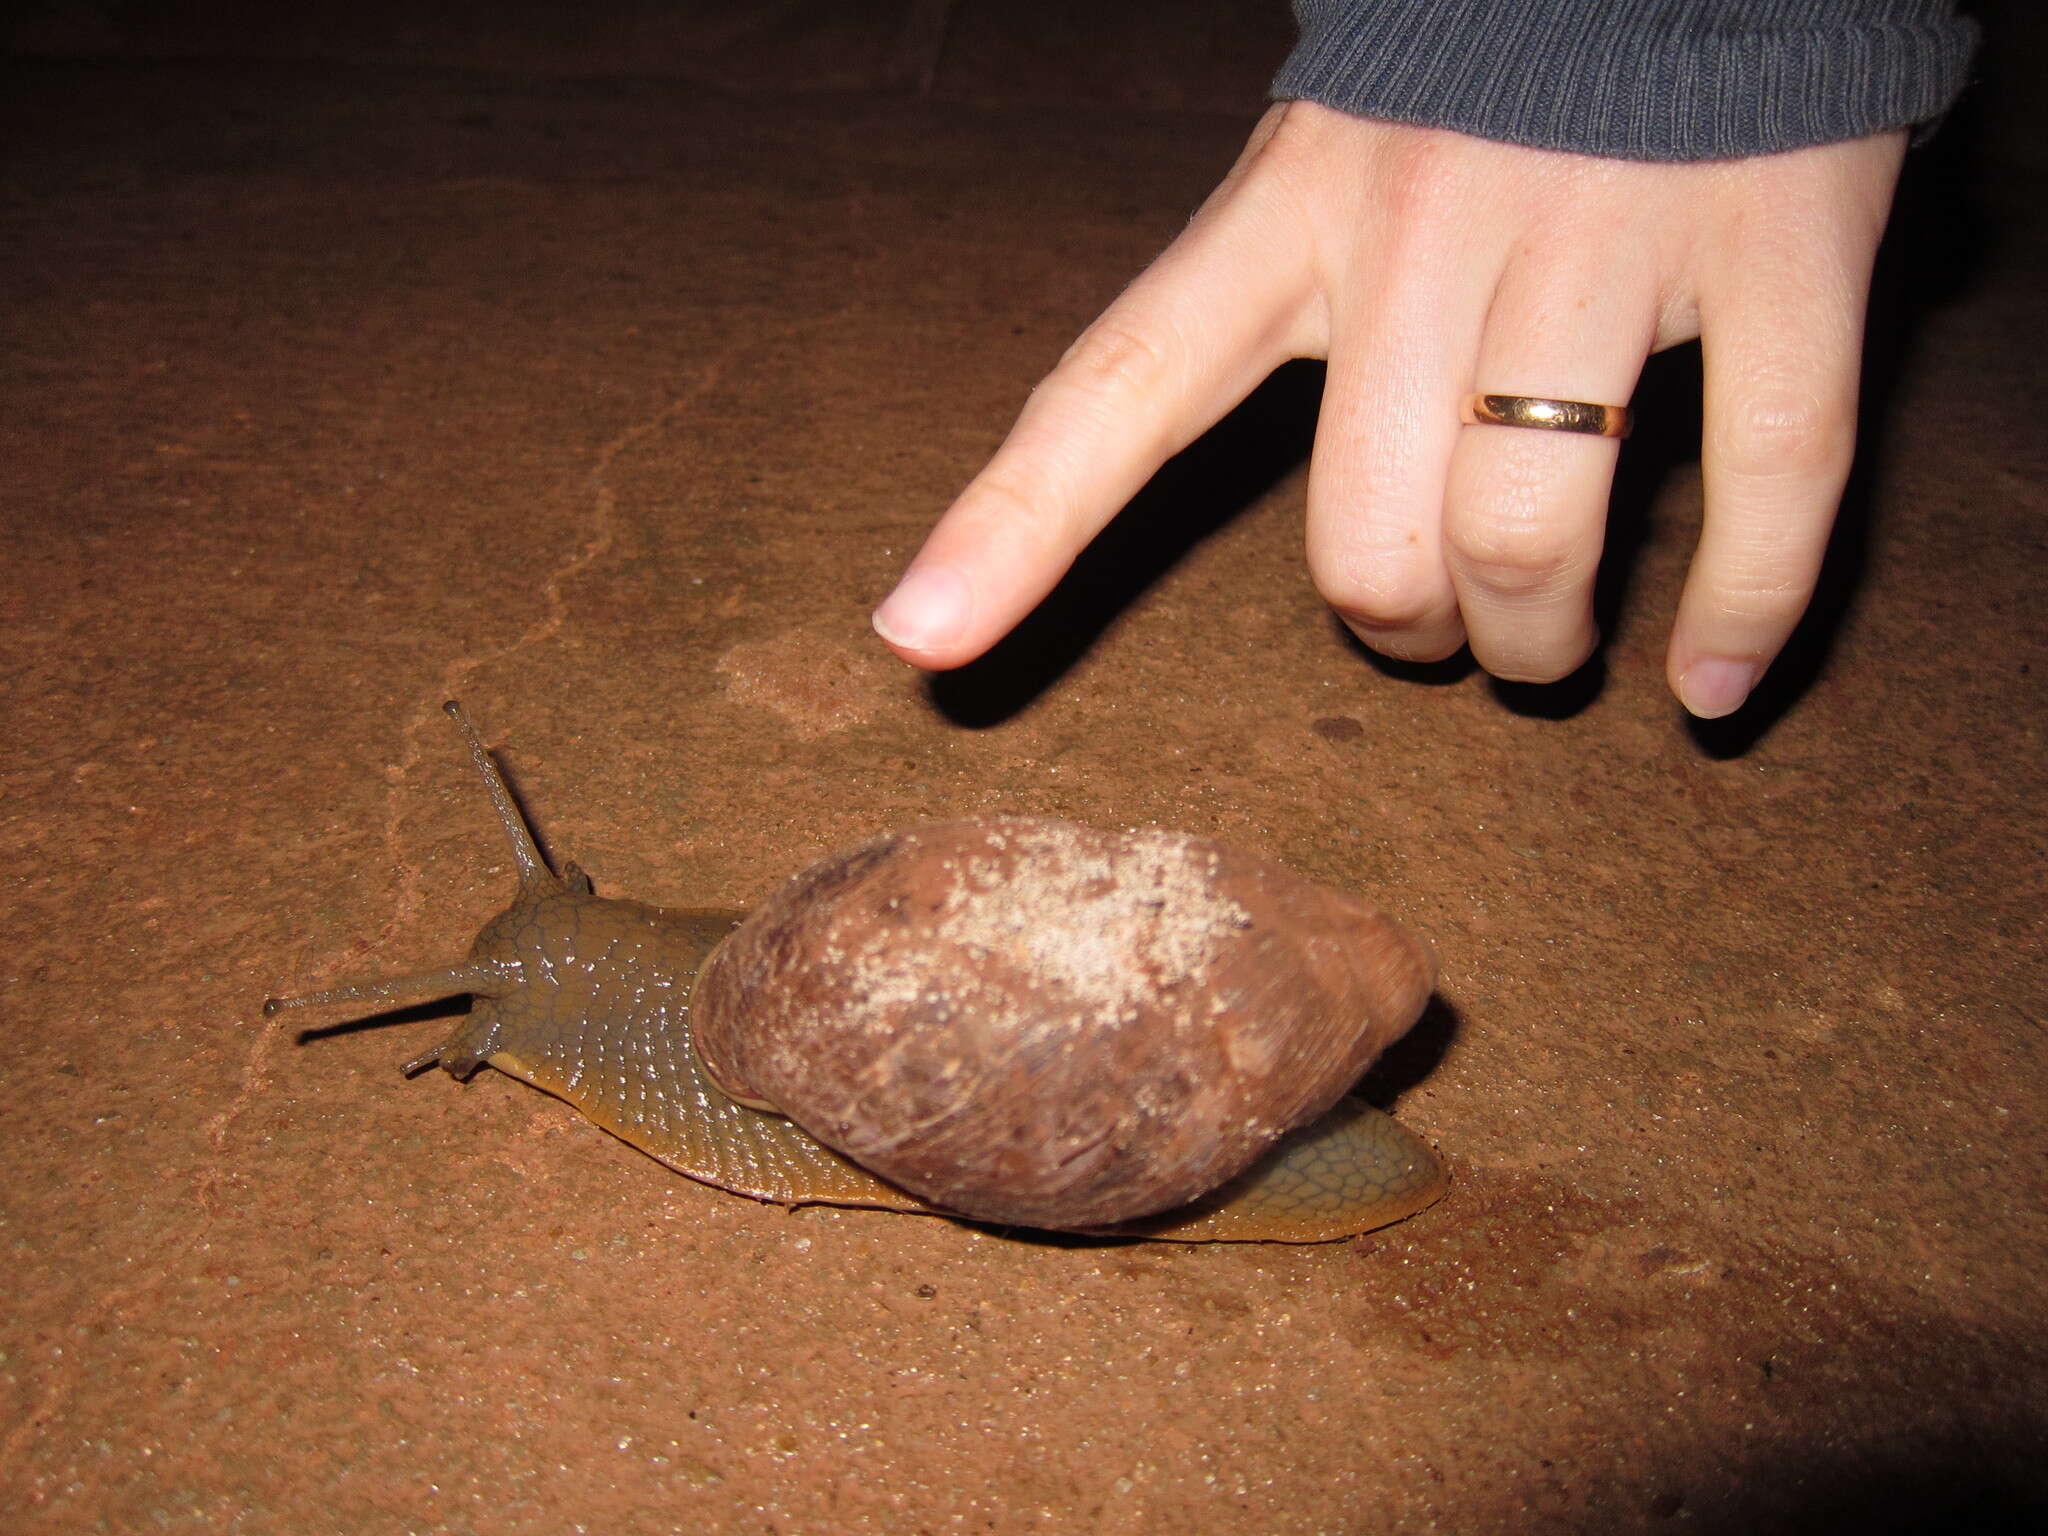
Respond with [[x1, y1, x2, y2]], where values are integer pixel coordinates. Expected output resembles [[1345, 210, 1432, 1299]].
[[1678, 658, 1757, 719], [872, 565, 970, 651]]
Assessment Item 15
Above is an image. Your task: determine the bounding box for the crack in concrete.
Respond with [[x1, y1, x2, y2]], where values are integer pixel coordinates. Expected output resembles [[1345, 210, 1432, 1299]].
[[54, 311, 860, 1502], [69, 358, 768, 1501], [356, 344, 754, 979]]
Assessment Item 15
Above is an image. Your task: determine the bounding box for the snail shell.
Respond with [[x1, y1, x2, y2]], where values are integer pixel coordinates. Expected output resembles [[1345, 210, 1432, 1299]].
[[265, 704, 1447, 1242], [692, 819, 1435, 1229]]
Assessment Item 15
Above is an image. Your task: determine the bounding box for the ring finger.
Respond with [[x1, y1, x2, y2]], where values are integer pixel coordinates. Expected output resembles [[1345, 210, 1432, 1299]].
[[1443, 255, 1661, 682]]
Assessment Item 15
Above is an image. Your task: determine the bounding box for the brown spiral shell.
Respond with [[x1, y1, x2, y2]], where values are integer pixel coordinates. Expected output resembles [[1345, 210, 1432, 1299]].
[[689, 818, 1435, 1230]]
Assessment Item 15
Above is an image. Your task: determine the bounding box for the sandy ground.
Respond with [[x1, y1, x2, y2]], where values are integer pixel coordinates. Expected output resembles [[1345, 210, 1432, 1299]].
[[3, 4, 2042, 1532]]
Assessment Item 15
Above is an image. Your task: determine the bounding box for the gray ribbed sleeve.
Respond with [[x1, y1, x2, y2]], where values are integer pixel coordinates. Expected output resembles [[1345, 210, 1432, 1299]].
[[1272, 0, 1979, 162]]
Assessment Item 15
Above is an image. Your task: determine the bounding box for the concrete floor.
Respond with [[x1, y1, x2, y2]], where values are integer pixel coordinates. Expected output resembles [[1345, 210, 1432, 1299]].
[[3, 5, 2042, 1532]]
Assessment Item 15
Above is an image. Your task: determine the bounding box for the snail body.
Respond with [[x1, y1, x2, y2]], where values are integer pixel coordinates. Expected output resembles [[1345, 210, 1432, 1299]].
[[266, 703, 1447, 1242]]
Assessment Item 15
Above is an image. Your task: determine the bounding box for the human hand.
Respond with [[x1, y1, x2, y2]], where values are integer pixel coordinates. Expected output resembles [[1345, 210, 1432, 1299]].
[[872, 101, 1908, 718]]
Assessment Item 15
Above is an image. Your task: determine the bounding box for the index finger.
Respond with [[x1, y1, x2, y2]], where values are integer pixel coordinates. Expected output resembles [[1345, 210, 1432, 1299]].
[[872, 176, 1315, 668]]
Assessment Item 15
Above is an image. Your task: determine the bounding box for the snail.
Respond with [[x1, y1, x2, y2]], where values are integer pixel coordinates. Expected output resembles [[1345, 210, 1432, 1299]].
[[265, 703, 1448, 1242]]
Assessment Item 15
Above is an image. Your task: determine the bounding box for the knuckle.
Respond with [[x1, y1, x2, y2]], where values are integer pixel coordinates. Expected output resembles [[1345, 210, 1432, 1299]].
[[1244, 104, 1330, 189], [968, 463, 1075, 544], [1445, 512, 1584, 598], [1311, 556, 1441, 635], [1377, 129, 1475, 222], [1713, 390, 1854, 482], [1054, 312, 1179, 419], [1695, 511, 1831, 630], [1705, 569, 1810, 628]]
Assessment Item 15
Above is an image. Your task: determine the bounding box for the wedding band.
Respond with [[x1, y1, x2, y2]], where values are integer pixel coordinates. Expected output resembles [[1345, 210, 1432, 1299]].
[[1460, 394, 1632, 438]]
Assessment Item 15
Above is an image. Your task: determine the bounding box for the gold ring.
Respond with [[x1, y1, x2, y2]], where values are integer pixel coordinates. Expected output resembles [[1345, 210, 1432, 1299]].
[[1460, 394, 1632, 438]]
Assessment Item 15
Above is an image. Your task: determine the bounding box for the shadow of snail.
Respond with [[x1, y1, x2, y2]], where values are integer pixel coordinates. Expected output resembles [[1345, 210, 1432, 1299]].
[[266, 703, 1449, 1243]]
